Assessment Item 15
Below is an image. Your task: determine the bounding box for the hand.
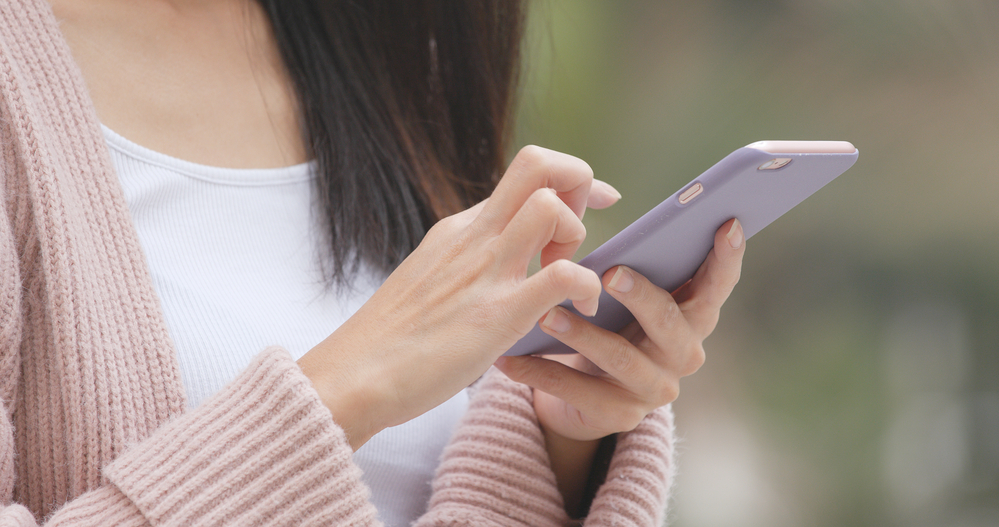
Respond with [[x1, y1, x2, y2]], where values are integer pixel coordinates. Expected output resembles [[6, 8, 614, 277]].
[[494, 218, 746, 442], [298, 146, 621, 450]]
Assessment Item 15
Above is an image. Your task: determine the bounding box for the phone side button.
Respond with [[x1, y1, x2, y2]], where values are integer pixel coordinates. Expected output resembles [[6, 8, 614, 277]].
[[679, 182, 703, 204]]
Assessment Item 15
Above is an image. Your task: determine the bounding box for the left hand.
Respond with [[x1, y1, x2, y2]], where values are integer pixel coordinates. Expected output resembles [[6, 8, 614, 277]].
[[494, 218, 745, 442]]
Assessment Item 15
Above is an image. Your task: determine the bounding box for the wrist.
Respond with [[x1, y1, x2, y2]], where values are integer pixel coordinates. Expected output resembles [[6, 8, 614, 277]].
[[541, 423, 602, 518], [297, 341, 388, 451]]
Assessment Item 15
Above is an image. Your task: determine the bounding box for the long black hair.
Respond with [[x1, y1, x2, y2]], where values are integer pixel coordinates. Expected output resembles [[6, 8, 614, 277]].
[[256, 0, 526, 283]]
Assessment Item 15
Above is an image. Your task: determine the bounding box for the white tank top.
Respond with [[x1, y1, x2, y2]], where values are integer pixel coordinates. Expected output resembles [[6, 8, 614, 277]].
[[104, 125, 468, 527]]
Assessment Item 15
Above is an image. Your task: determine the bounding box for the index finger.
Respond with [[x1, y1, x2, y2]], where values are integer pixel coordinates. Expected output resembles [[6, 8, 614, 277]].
[[477, 145, 594, 229]]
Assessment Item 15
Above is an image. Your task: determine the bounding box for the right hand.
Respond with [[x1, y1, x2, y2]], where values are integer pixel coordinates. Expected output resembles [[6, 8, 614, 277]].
[[297, 146, 619, 449]]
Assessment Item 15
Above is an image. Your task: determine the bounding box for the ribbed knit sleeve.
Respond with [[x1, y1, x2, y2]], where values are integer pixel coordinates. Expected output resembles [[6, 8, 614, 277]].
[[418, 369, 675, 527], [0, 347, 381, 526], [584, 407, 675, 526], [100, 346, 380, 526], [416, 369, 570, 527], [0, 135, 21, 510], [46, 487, 147, 527]]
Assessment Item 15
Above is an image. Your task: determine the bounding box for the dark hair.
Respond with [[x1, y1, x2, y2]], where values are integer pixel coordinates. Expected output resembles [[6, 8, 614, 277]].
[[256, 0, 526, 283]]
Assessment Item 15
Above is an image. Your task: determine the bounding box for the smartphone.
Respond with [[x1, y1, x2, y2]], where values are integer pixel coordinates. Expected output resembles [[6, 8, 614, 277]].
[[503, 140, 859, 356]]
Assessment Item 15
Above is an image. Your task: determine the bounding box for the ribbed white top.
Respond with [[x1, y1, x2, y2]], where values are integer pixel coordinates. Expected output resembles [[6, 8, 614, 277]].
[[104, 125, 468, 527]]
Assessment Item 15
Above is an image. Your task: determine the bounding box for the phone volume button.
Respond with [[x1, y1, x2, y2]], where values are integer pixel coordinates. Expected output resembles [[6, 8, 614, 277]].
[[679, 183, 703, 204]]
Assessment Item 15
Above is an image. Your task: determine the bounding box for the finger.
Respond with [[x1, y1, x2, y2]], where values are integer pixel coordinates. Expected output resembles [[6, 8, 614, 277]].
[[674, 218, 746, 335], [602, 264, 704, 373], [537, 306, 658, 390], [494, 355, 655, 432], [478, 146, 593, 229], [497, 188, 586, 269], [515, 259, 602, 319], [586, 179, 621, 210], [603, 264, 689, 349]]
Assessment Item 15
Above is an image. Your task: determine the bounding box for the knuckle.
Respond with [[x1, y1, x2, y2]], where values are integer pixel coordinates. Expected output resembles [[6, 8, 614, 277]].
[[544, 259, 576, 289], [727, 269, 743, 290], [606, 340, 639, 378], [429, 212, 469, 238], [655, 380, 680, 406], [514, 145, 552, 174], [654, 296, 682, 330], [684, 343, 706, 376], [517, 144, 547, 162], [430, 214, 458, 234], [541, 261, 600, 300], [555, 216, 586, 246]]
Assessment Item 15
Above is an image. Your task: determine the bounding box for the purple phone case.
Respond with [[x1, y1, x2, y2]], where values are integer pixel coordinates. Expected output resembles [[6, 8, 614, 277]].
[[503, 143, 859, 356]]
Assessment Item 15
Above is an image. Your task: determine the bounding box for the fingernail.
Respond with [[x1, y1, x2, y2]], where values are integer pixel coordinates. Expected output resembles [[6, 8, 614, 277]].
[[608, 266, 634, 293], [587, 179, 622, 210], [541, 306, 572, 333], [494, 356, 509, 368], [574, 298, 599, 318], [593, 179, 622, 201], [726, 219, 744, 249]]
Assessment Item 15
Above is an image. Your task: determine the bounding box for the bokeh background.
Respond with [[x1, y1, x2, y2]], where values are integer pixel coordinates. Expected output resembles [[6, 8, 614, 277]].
[[514, 2, 999, 526]]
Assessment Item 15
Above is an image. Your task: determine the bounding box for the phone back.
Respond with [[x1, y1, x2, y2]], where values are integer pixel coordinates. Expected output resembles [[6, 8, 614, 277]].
[[503, 143, 859, 356]]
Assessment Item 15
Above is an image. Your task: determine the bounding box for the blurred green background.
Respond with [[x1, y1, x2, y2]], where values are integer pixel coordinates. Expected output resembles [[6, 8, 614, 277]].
[[514, 1, 999, 526]]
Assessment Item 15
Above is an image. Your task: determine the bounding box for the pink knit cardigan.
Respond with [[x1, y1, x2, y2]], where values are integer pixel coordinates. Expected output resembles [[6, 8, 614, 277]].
[[0, 1, 676, 525]]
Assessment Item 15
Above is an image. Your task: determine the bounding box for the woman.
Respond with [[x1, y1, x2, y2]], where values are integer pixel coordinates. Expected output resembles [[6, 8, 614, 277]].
[[0, 0, 745, 525]]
